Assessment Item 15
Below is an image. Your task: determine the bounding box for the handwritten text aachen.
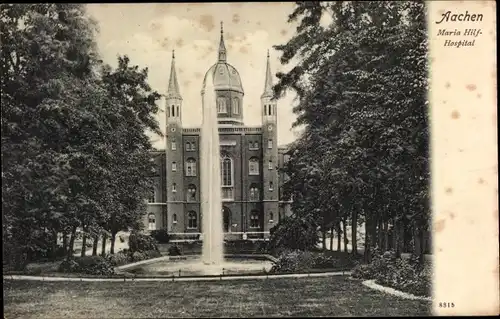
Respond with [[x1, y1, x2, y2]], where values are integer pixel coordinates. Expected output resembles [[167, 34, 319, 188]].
[[435, 10, 483, 24]]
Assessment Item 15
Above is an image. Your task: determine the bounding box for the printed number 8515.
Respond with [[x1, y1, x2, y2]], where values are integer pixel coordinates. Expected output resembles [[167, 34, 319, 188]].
[[439, 302, 455, 308]]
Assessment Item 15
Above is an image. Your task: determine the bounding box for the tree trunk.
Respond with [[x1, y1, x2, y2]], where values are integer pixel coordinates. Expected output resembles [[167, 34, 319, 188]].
[[377, 219, 383, 249], [412, 223, 422, 263], [398, 219, 405, 256], [62, 232, 68, 254], [321, 225, 327, 251], [51, 230, 58, 260], [392, 219, 398, 256], [92, 235, 99, 256], [351, 210, 358, 255], [342, 218, 348, 252], [364, 218, 370, 262], [67, 226, 77, 259], [383, 221, 389, 252], [101, 233, 107, 256], [110, 231, 117, 254], [336, 222, 341, 252], [80, 227, 87, 257], [329, 226, 334, 251]]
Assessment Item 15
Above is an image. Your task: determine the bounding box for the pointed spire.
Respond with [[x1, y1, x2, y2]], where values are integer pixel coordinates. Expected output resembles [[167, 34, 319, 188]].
[[166, 49, 182, 100], [218, 21, 227, 62], [261, 49, 273, 99]]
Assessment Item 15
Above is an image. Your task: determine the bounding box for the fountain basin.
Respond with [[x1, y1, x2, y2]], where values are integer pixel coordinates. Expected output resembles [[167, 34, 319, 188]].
[[118, 255, 275, 277]]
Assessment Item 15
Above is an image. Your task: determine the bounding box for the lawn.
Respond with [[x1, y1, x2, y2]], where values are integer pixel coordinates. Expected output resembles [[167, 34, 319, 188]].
[[3, 276, 431, 318]]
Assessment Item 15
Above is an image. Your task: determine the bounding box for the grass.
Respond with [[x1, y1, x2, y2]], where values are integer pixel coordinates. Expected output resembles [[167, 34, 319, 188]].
[[3, 276, 430, 318]]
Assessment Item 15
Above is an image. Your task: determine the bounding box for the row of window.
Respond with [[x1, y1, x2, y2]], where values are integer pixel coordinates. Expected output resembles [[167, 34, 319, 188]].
[[264, 104, 276, 116], [170, 140, 272, 151], [171, 158, 274, 176], [148, 183, 272, 203], [168, 105, 180, 118], [147, 210, 274, 230], [217, 97, 240, 115]]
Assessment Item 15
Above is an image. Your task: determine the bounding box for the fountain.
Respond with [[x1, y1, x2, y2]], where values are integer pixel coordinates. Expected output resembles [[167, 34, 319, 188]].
[[200, 69, 224, 267]]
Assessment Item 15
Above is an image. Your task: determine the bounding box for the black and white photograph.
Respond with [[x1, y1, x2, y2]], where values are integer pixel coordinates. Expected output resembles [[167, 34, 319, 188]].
[[2, 1, 498, 318]]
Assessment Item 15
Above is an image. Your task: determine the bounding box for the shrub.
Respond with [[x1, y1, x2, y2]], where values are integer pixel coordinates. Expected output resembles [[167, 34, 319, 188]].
[[269, 217, 319, 252], [132, 251, 146, 262], [168, 245, 182, 256], [76, 256, 114, 276], [270, 250, 316, 273], [106, 252, 130, 266], [351, 249, 432, 297], [58, 259, 80, 273], [143, 250, 161, 259], [58, 256, 114, 276], [150, 229, 170, 243], [128, 231, 159, 253]]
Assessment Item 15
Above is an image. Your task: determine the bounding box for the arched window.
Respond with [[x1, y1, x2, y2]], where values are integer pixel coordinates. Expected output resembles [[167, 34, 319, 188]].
[[168, 106, 171, 117], [171, 138, 176, 150], [232, 97, 239, 115], [186, 158, 196, 176], [254, 142, 259, 149], [172, 213, 177, 224], [148, 188, 156, 203], [191, 142, 196, 151], [148, 213, 156, 230], [172, 183, 177, 193], [268, 104, 272, 116], [268, 160, 273, 170], [187, 184, 196, 201], [249, 157, 259, 175], [187, 211, 197, 229], [172, 161, 177, 171], [249, 184, 259, 201], [250, 211, 260, 228], [269, 212, 274, 222], [221, 154, 233, 200], [176, 106, 180, 117], [186, 142, 191, 151], [269, 181, 274, 191], [171, 105, 175, 117], [217, 97, 227, 113], [268, 139, 273, 149]]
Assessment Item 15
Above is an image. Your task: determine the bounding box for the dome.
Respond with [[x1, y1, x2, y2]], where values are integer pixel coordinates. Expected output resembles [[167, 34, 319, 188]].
[[202, 62, 244, 94]]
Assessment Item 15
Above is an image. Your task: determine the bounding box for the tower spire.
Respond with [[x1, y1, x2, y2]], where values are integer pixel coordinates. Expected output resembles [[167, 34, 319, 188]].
[[218, 21, 227, 62], [167, 49, 182, 100], [261, 49, 273, 99]]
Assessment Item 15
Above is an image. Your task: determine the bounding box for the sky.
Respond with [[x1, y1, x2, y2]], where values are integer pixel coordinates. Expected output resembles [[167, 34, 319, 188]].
[[85, 3, 303, 149]]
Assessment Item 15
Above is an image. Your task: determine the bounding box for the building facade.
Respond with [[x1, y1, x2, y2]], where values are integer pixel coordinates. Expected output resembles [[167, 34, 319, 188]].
[[145, 24, 292, 239]]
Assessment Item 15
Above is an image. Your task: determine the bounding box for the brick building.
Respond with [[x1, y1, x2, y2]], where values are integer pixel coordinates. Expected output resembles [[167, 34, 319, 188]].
[[144, 24, 292, 239]]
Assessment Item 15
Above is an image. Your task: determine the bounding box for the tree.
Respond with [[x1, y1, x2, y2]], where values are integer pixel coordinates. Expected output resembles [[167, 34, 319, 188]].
[[272, 1, 429, 263]]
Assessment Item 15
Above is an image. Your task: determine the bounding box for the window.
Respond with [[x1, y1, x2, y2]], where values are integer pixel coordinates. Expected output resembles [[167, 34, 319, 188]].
[[191, 142, 196, 151], [171, 139, 176, 150], [217, 97, 227, 113], [269, 181, 274, 191], [186, 142, 191, 151], [249, 157, 259, 175], [148, 213, 156, 231], [148, 189, 155, 203], [172, 213, 177, 224], [186, 158, 196, 176], [249, 141, 258, 150], [268, 139, 273, 149], [268, 104, 272, 116], [177, 106, 179, 117], [168, 106, 171, 117], [249, 184, 259, 201], [221, 154, 233, 200], [171, 105, 175, 117], [187, 211, 197, 229], [187, 184, 196, 201], [269, 212, 274, 222], [268, 160, 273, 170], [250, 211, 259, 228], [232, 97, 239, 114], [172, 183, 177, 193], [172, 162, 177, 171]]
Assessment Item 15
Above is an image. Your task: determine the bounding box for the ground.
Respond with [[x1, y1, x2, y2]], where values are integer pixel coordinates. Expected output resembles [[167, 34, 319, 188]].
[[3, 276, 430, 318]]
